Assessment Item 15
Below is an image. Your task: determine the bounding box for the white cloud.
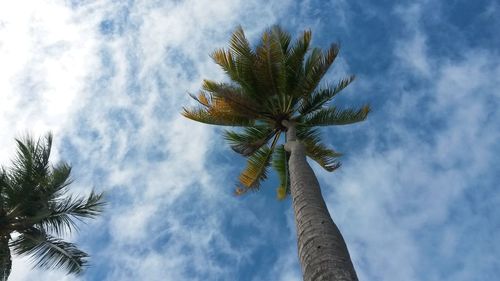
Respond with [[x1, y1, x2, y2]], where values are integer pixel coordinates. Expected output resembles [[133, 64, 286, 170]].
[[392, 3, 432, 77], [0, 1, 100, 165]]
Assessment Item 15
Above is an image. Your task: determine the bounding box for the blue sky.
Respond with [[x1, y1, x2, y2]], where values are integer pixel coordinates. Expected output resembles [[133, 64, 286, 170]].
[[0, 0, 499, 280]]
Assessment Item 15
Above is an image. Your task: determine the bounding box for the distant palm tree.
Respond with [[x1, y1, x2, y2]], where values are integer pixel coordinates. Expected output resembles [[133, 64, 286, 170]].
[[183, 26, 369, 281], [0, 134, 105, 280]]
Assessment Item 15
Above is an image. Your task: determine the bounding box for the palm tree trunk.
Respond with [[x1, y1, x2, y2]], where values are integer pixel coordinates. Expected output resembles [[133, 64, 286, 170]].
[[0, 235, 11, 281], [283, 121, 358, 281]]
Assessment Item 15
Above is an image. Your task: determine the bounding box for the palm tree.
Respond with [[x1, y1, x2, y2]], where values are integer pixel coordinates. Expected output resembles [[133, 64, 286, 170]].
[[183, 26, 370, 280], [0, 134, 105, 280]]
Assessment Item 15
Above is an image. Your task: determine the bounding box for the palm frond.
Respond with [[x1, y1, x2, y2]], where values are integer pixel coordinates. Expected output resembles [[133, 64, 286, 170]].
[[299, 43, 340, 98], [303, 141, 342, 172], [297, 127, 342, 171], [12, 134, 52, 183], [235, 146, 273, 195], [182, 106, 254, 127], [184, 87, 261, 127], [272, 145, 290, 200], [202, 80, 263, 116], [212, 26, 261, 102], [235, 132, 280, 195], [229, 26, 255, 64], [302, 105, 370, 126], [211, 49, 238, 82], [11, 228, 88, 275], [37, 191, 104, 236], [269, 26, 291, 110], [299, 75, 355, 115], [3, 135, 55, 217], [44, 163, 72, 199], [224, 126, 275, 156], [286, 29, 311, 70], [285, 30, 311, 74], [272, 25, 291, 53], [284, 29, 311, 110], [0, 238, 11, 281], [211, 48, 258, 101], [253, 29, 285, 112]]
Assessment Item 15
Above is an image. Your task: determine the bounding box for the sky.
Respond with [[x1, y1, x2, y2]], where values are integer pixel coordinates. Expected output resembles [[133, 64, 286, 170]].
[[0, 0, 499, 280]]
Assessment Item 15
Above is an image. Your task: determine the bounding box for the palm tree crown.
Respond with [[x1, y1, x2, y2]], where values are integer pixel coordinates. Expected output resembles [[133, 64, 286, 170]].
[[183, 26, 369, 198], [0, 134, 105, 280]]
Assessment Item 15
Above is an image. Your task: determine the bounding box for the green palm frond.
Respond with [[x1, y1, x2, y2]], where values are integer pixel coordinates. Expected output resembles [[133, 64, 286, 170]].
[[12, 134, 52, 183], [211, 26, 260, 101], [285, 29, 310, 79], [229, 26, 256, 66], [211, 48, 239, 82], [272, 145, 290, 200], [299, 75, 355, 115], [11, 228, 88, 274], [303, 141, 342, 172], [224, 126, 276, 156], [269, 26, 291, 110], [37, 191, 104, 236], [284, 29, 311, 110], [302, 105, 370, 126], [271, 25, 291, 54], [45, 163, 72, 198], [0, 238, 11, 281], [253, 29, 286, 112], [297, 127, 342, 171], [299, 43, 340, 98], [3, 135, 55, 217]]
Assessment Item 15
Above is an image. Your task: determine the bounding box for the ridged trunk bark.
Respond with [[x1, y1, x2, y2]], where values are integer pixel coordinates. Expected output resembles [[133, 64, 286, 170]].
[[283, 121, 358, 281]]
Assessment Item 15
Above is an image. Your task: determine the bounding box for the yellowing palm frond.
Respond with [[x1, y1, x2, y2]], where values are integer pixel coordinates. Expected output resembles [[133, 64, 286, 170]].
[[182, 107, 254, 127], [202, 80, 264, 116], [235, 145, 273, 195], [235, 132, 281, 195], [183, 90, 259, 126]]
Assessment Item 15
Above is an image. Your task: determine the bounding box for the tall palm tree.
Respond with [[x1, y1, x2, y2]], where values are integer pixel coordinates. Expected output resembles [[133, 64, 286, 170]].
[[183, 26, 369, 281], [0, 134, 105, 280]]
